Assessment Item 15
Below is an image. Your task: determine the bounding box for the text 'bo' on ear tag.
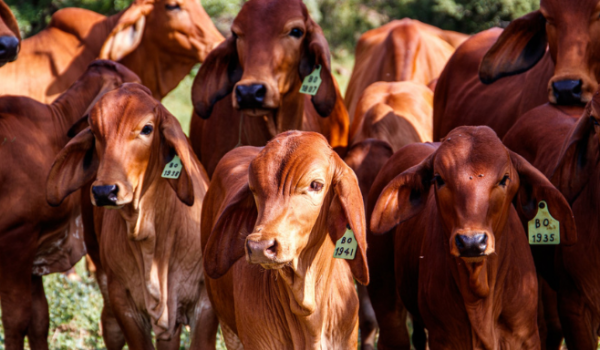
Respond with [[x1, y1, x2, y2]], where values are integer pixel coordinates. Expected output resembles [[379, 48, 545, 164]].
[[300, 65, 322, 96], [334, 226, 357, 260], [528, 201, 560, 245], [162, 155, 182, 179]]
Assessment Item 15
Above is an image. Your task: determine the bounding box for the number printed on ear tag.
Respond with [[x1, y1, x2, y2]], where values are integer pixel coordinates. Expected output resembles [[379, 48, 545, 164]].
[[300, 65, 322, 96], [528, 201, 560, 245], [334, 226, 357, 260], [161, 155, 182, 179]]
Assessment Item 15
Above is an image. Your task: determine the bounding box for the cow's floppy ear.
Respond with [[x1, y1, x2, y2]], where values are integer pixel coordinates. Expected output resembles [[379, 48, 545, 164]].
[[479, 10, 547, 84], [299, 17, 337, 118], [67, 115, 90, 138], [328, 156, 369, 285], [550, 110, 597, 204], [510, 151, 577, 245], [203, 152, 258, 279], [157, 104, 196, 206], [47, 128, 98, 207], [370, 154, 434, 234], [192, 36, 242, 119], [99, 0, 153, 61]]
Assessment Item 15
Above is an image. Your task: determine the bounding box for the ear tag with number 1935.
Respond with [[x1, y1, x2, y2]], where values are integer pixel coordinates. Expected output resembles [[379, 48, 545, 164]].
[[161, 155, 182, 179], [300, 65, 322, 96], [334, 226, 357, 260], [528, 200, 560, 245]]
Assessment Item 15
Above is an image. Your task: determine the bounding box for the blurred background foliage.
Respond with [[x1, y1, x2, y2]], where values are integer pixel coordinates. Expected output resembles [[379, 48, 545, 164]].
[[2, 0, 538, 348]]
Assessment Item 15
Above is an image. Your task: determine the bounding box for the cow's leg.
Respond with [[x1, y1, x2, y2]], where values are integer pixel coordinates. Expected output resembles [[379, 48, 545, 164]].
[[156, 324, 182, 350], [98, 268, 126, 350], [27, 275, 49, 350], [540, 279, 563, 350], [357, 283, 378, 350], [0, 227, 38, 350], [558, 279, 597, 350], [188, 291, 219, 350], [411, 316, 427, 350], [108, 279, 154, 350]]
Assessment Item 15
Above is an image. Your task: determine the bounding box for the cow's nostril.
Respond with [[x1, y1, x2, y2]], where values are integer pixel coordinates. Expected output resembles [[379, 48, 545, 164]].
[[265, 240, 277, 256], [255, 85, 266, 101], [235, 84, 267, 109], [552, 80, 583, 105], [92, 185, 119, 207], [455, 233, 488, 257]]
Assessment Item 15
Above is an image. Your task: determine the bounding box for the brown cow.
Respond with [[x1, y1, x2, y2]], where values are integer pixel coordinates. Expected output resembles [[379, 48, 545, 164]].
[[345, 19, 467, 122], [0, 0, 20, 66], [0, 0, 223, 102], [201, 131, 368, 349], [369, 126, 577, 349], [0, 60, 138, 350], [503, 98, 600, 349], [434, 1, 600, 140], [190, 0, 349, 177], [46, 84, 215, 349]]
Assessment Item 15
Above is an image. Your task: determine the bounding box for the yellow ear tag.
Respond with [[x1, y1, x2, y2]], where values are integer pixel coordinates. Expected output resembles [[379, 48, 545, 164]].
[[334, 226, 357, 260], [528, 201, 560, 245], [300, 65, 322, 96], [161, 155, 182, 179]]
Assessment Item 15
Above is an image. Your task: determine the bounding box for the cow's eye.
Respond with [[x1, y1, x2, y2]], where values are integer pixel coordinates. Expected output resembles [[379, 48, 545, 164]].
[[499, 174, 510, 187], [289, 28, 304, 38], [140, 125, 153, 135], [433, 174, 445, 187], [165, 3, 180, 10], [309, 181, 324, 192]]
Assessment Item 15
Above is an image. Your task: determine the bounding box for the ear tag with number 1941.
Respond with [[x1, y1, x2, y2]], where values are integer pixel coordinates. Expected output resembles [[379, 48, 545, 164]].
[[300, 65, 322, 96], [334, 226, 357, 260], [161, 155, 182, 179], [528, 201, 560, 245]]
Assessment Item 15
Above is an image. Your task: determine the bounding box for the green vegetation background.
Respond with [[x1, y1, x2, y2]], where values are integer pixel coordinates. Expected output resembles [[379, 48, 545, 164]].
[[1, 0, 537, 348]]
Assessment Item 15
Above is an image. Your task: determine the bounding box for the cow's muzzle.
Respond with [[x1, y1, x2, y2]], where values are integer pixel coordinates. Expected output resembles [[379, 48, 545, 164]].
[[235, 84, 267, 110], [455, 233, 488, 257], [92, 185, 119, 207], [0, 36, 19, 64], [246, 238, 282, 267], [552, 80, 583, 105]]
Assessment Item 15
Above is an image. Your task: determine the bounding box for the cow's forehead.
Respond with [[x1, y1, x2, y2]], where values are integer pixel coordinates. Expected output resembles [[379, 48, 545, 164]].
[[435, 127, 509, 176], [91, 86, 157, 134], [234, 0, 306, 31]]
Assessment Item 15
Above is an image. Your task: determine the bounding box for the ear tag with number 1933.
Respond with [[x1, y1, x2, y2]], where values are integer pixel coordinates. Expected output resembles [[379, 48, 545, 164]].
[[161, 155, 182, 179], [334, 226, 357, 260], [528, 200, 560, 245], [300, 65, 322, 96]]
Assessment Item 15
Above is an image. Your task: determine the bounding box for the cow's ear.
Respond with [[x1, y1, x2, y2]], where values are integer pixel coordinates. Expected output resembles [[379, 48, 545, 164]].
[[479, 10, 547, 84], [99, 1, 153, 61], [47, 128, 98, 207], [370, 154, 434, 234], [192, 36, 242, 119], [300, 17, 337, 118], [203, 157, 257, 279], [157, 104, 197, 206], [328, 156, 369, 285], [510, 150, 577, 245], [550, 111, 597, 204]]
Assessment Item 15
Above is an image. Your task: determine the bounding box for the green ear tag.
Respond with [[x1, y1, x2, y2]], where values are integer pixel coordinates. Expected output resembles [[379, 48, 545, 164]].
[[528, 201, 560, 245], [300, 65, 322, 96], [161, 155, 182, 179], [334, 226, 357, 260]]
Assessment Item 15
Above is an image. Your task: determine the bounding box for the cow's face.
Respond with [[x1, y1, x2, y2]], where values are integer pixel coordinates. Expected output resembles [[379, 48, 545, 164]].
[[191, 0, 337, 120], [371, 126, 577, 261], [480, 0, 600, 105], [146, 0, 224, 62], [0, 0, 20, 66]]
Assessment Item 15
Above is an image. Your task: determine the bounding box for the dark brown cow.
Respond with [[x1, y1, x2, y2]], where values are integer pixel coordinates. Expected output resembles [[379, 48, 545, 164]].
[[369, 126, 576, 349], [345, 19, 467, 123], [0, 60, 138, 350], [434, 0, 600, 140], [0, 0, 223, 102], [0, 0, 20, 66], [201, 131, 368, 349], [46, 84, 215, 349], [190, 0, 349, 177], [503, 97, 600, 349]]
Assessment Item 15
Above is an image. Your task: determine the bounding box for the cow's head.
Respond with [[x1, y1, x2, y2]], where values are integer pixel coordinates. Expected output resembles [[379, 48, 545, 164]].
[[192, 0, 337, 119], [47, 84, 197, 213], [480, 0, 600, 105], [101, 0, 224, 64], [371, 126, 576, 261], [0, 0, 20, 66], [203, 132, 369, 298]]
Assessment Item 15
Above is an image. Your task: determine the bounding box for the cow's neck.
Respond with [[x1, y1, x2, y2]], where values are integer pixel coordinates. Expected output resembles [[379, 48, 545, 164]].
[[120, 43, 197, 100]]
